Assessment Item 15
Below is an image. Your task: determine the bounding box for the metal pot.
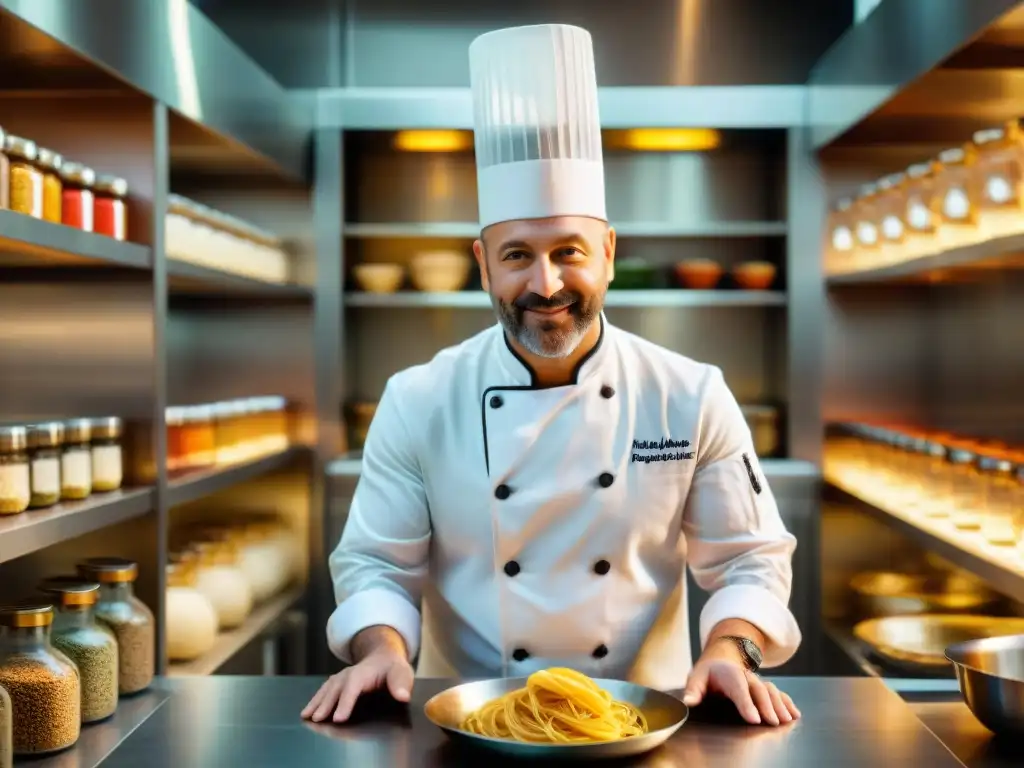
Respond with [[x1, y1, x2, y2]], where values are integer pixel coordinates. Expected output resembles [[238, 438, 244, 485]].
[[849, 571, 997, 618], [946, 633, 1024, 735], [854, 615, 1024, 671]]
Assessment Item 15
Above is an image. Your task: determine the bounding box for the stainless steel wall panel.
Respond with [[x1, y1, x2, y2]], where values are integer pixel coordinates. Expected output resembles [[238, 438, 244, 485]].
[[344, 306, 785, 408], [0, 0, 311, 180], [346, 135, 785, 224], [345, 0, 849, 88]]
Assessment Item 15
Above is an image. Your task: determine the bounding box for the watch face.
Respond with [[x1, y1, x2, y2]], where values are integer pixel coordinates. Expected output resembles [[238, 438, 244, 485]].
[[742, 638, 763, 668]]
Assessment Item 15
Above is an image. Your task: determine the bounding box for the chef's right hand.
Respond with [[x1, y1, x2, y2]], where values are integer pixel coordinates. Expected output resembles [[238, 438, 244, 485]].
[[301, 646, 414, 723]]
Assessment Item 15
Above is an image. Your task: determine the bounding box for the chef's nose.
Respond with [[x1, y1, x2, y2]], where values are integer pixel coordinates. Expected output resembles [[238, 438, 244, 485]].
[[526, 256, 564, 299]]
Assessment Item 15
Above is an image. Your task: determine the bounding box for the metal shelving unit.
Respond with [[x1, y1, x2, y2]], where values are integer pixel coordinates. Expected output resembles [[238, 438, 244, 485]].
[[345, 289, 786, 309], [826, 231, 1024, 286], [0, 2, 317, 696]]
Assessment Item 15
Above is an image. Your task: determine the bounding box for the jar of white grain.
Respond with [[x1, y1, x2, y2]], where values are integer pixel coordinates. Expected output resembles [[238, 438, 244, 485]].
[[89, 418, 123, 493]]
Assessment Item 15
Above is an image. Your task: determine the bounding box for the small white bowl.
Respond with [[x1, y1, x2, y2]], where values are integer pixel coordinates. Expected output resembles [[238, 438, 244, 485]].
[[353, 263, 405, 293], [410, 251, 472, 292]]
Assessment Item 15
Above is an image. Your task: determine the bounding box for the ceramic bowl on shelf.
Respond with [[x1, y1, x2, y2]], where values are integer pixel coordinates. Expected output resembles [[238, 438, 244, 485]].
[[353, 263, 405, 293], [611, 258, 657, 290], [732, 260, 777, 290], [409, 250, 472, 292], [674, 258, 723, 289]]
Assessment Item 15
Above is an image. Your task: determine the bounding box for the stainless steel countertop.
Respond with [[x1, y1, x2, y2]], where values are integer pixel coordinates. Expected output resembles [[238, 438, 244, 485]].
[[910, 700, 1023, 768], [77, 676, 972, 767]]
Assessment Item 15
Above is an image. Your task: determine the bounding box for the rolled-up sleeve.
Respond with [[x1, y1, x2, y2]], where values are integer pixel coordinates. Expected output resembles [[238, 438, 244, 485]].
[[682, 367, 801, 668], [326, 378, 431, 664]]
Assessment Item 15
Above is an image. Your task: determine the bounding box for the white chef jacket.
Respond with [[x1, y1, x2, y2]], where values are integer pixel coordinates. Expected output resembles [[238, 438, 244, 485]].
[[327, 315, 801, 690]]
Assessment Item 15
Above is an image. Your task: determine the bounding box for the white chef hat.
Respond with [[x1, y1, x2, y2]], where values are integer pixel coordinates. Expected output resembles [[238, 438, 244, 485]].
[[468, 24, 606, 230]]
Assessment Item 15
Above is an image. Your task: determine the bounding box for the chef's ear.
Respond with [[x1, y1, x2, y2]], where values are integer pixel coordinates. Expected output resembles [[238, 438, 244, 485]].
[[473, 238, 490, 292], [605, 225, 617, 282]]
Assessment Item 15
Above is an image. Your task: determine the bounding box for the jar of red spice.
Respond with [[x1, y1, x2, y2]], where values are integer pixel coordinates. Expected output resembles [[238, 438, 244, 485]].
[[60, 163, 95, 233], [93, 175, 128, 241]]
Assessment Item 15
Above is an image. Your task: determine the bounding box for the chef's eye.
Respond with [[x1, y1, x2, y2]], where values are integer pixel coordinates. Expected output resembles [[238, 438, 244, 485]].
[[556, 247, 585, 260], [503, 250, 529, 261]]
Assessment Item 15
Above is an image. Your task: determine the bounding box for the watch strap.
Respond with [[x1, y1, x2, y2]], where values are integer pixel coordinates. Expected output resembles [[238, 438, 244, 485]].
[[718, 635, 763, 672]]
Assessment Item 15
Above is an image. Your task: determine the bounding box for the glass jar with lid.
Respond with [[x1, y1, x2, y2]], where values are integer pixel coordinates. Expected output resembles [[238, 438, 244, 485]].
[[89, 417, 123, 493], [36, 148, 62, 224], [904, 160, 941, 255], [76, 558, 154, 695], [213, 401, 241, 465], [0, 427, 30, 516], [852, 183, 881, 265], [977, 455, 1017, 546], [0, 604, 80, 756], [5, 136, 42, 218], [93, 175, 128, 241], [191, 539, 254, 630], [934, 146, 979, 241], [0, 679, 10, 768], [165, 561, 218, 663], [0, 125, 10, 210], [38, 578, 118, 724], [60, 163, 95, 232], [947, 449, 982, 530], [165, 406, 185, 473], [972, 122, 1024, 237], [60, 419, 92, 501], [27, 423, 63, 509], [876, 172, 908, 261], [181, 405, 215, 471]]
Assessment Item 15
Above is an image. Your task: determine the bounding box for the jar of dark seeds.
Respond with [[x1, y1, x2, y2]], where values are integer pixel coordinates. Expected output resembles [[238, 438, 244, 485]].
[[39, 578, 119, 723], [76, 558, 154, 695], [0, 680, 11, 768], [0, 604, 80, 756]]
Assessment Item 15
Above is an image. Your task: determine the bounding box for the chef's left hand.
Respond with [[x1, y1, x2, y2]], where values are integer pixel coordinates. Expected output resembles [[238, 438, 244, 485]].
[[681, 640, 800, 726]]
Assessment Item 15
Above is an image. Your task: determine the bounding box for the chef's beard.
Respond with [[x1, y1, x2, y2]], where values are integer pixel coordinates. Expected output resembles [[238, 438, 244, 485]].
[[492, 288, 604, 358]]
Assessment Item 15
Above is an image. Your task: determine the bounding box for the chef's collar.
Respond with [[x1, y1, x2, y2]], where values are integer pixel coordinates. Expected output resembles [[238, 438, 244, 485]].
[[495, 312, 609, 389]]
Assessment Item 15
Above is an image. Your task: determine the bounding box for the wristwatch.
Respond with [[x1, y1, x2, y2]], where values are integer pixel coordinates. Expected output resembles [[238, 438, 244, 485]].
[[718, 635, 763, 673]]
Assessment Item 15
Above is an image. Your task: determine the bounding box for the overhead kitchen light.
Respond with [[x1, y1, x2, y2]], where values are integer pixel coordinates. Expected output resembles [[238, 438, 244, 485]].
[[610, 128, 722, 152], [393, 130, 474, 152]]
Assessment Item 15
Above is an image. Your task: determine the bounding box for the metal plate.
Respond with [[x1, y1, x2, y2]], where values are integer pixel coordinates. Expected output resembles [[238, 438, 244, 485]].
[[855, 615, 1024, 671], [423, 676, 688, 760]]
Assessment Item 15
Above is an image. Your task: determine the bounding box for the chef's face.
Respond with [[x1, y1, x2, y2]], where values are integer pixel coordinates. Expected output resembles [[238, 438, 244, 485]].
[[474, 216, 615, 359]]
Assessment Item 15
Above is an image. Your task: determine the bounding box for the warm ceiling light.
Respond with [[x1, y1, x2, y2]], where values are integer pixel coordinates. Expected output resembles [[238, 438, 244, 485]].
[[393, 130, 474, 152], [613, 128, 722, 152]]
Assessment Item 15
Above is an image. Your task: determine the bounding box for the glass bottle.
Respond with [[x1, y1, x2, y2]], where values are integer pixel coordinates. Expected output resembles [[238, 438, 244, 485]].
[[0, 427, 30, 516], [89, 417, 123, 493], [75, 558, 154, 696], [60, 419, 92, 501], [827, 197, 856, 273], [0, 604, 80, 756], [38, 579, 118, 723], [36, 148, 62, 224], [972, 122, 1024, 238], [0, 680, 10, 768], [5, 136, 42, 218], [27, 422, 63, 509], [876, 173, 908, 262]]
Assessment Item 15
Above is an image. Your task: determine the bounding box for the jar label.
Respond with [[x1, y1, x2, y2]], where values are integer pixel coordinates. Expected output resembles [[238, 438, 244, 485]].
[[61, 450, 92, 489], [943, 187, 970, 220], [92, 445, 123, 486], [30, 456, 60, 495], [985, 175, 1014, 205], [0, 462, 30, 505]]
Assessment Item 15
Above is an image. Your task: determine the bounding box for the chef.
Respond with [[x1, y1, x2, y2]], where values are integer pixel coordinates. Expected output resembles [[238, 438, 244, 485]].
[[303, 23, 802, 729]]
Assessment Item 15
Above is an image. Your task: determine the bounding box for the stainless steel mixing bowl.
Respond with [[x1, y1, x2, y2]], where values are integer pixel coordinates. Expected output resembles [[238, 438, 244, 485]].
[[424, 676, 688, 759], [946, 633, 1024, 735]]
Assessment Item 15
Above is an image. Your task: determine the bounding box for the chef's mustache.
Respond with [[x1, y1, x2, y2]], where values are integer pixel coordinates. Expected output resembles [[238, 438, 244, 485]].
[[514, 290, 580, 311]]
